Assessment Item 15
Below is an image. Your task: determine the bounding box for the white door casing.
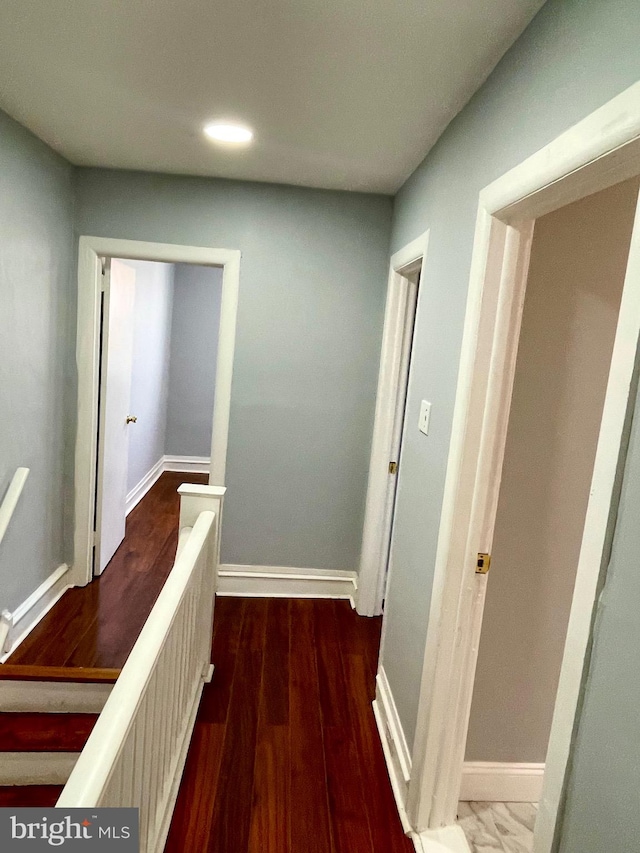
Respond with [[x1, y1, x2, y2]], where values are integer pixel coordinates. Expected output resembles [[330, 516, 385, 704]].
[[95, 259, 136, 575], [358, 231, 429, 617], [73, 237, 241, 589], [404, 81, 640, 853]]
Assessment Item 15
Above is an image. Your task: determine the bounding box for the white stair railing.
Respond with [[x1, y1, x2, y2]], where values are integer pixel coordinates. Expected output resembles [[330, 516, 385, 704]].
[[57, 483, 225, 853], [0, 467, 29, 549], [0, 468, 30, 652]]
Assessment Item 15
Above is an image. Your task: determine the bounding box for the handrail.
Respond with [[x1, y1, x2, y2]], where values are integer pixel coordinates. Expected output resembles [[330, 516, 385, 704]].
[[56, 482, 225, 853], [58, 509, 215, 808], [0, 468, 29, 549]]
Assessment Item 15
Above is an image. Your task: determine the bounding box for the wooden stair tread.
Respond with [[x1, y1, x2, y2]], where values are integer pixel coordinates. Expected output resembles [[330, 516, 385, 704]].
[[0, 713, 98, 752], [0, 785, 63, 807], [0, 665, 120, 683]]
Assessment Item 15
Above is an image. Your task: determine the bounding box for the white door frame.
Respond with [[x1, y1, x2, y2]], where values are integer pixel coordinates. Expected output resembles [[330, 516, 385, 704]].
[[406, 81, 640, 853], [358, 231, 429, 617], [72, 236, 241, 588]]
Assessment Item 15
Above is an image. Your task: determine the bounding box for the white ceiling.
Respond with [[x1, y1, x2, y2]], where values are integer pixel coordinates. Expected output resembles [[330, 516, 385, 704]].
[[0, 0, 545, 193]]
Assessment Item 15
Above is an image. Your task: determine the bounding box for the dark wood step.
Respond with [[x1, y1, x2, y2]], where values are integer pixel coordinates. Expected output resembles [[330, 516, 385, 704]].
[[0, 785, 63, 807], [0, 665, 120, 683], [0, 713, 98, 752]]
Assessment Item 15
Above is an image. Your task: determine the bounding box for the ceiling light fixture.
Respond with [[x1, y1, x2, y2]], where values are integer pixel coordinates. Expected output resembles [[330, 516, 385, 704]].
[[203, 122, 254, 144]]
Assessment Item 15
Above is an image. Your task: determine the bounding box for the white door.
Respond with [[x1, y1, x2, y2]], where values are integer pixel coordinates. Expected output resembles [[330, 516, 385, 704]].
[[95, 259, 136, 575], [377, 266, 420, 607]]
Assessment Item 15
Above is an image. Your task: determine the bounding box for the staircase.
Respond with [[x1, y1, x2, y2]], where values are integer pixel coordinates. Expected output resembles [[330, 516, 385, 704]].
[[0, 664, 120, 806]]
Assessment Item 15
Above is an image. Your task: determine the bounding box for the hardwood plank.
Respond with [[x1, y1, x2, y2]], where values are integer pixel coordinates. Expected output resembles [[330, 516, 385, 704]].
[[206, 605, 267, 852], [0, 786, 64, 807], [289, 599, 334, 853], [0, 665, 119, 683], [342, 653, 414, 852], [7, 472, 207, 669], [323, 725, 375, 853], [0, 712, 98, 752], [199, 597, 246, 724], [164, 721, 226, 853], [248, 723, 290, 853], [262, 599, 289, 725], [314, 600, 348, 728]]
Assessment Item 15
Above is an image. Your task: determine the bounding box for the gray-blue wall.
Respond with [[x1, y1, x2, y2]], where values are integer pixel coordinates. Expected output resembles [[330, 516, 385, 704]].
[[166, 263, 223, 458], [73, 170, 392, 569], [0, 110, 74, 611], [381, 0, 640, 762], [558, 382, 640, 853], [126, 260, 174, 493]]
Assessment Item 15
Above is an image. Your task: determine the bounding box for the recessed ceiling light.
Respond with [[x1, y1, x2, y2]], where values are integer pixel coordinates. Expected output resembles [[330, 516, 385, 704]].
[[203, 122, 254, 144]]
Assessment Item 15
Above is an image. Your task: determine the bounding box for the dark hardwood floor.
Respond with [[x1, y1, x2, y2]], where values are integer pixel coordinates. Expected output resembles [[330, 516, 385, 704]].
[[4, 472, 412, 849], [166, 597, 415, 853], [7, 472, 207, 669]]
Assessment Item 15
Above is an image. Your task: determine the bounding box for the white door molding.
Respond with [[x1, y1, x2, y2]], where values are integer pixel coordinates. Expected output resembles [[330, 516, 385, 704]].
[[357, 231, 429, 616], [72, 237, 241, 588], [405, 80, 640, 853]]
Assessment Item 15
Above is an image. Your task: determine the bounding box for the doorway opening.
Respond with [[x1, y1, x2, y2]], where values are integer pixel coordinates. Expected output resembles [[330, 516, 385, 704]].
[[457, 177, 640, 851], [73, 238, 240, 588], [95, 257, 224, 576], [405, 85, 640, 853], [358, 231, 429, 617]]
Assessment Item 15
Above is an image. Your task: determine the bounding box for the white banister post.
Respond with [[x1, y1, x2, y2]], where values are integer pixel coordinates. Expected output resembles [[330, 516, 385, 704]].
[[177, 483, 226, 678]]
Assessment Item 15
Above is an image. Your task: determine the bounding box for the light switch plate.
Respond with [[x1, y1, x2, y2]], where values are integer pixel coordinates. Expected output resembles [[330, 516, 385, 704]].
[[419, 400, 431, 435]]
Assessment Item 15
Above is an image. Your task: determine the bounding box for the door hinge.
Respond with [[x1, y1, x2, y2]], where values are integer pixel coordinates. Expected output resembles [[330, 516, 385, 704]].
[[476, 553, 491, 574], [389, 461, 398, 475]]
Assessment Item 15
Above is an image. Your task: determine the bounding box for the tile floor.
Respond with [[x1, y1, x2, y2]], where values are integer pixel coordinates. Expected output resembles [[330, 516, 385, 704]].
[[458, 802, 537, 853]]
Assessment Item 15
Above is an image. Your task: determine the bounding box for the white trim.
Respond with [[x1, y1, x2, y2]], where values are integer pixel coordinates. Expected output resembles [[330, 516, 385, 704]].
[[376, 667, 412, 785], [358, 231, 429, 616], [406, 80, 640, 853], [126, 457, 165, 516], [0, 564, 72, 661], [217, 564, 357, 604], [0, 467, 29, 550], [459, 762, 545, 803], [73, 236, 240, 588], [163, 455, 211, 474], [0, 681, 113, 713], [414, 826, 471, 853], [372, 697, 413, 835], [0, 753, 79, 786]]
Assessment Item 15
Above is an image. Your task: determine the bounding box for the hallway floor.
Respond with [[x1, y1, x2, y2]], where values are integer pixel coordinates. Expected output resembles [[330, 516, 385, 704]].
[[458, 802, 537, 852], [7, 472, 208, 668], [165, 597, 414, 853]]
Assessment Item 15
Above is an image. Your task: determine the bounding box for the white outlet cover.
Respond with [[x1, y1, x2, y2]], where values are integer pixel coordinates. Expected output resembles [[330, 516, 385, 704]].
[[419, 400, 431, 435]]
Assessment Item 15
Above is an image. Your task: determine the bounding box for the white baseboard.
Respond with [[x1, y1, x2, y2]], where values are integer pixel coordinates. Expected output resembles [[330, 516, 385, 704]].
[[163, 455, 211, 474], [376, 667, 412, 785], [0, 752, 79, 785], [126, 457, 165, 515], [459, 761, 545, 803], [126, 456, 211, 517], [373, 668, 469, 853], [1, 564, 71, 661], [373, 696, 412, 835], [217, 564, 357, 604]]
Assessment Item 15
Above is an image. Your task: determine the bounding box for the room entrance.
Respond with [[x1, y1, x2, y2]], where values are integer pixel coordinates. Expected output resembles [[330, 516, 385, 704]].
[[458, 177, 640, 851]]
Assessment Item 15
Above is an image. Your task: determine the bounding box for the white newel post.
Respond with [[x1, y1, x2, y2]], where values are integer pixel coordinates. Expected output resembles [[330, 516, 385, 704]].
[[177, 484, 226, 681]]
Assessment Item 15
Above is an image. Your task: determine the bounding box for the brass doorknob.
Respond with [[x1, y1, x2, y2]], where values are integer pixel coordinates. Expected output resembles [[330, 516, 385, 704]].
[[126, 415, 138, 424]]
